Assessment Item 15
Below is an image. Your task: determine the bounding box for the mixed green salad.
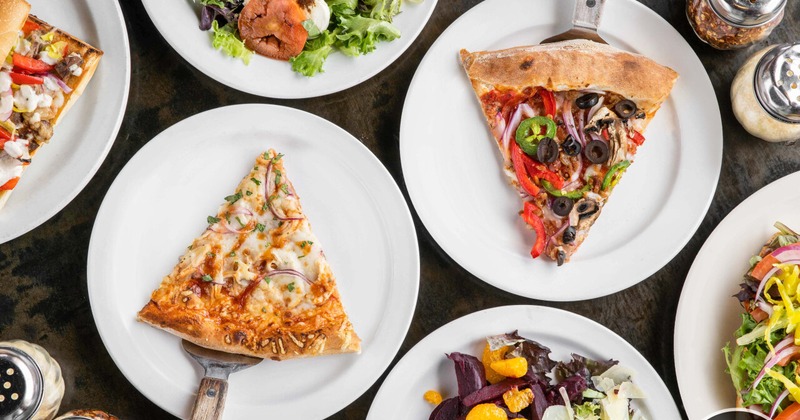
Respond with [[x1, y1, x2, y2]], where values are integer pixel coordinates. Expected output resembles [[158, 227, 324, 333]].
[[196, 0, 418, 76], [426, 332, 646, 420], [725, 222, 800, 419]]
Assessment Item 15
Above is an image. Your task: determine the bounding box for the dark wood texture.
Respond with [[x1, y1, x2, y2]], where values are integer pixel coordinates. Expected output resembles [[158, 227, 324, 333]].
[[190, 377, 227, 420], [1, 0, 799, 419]]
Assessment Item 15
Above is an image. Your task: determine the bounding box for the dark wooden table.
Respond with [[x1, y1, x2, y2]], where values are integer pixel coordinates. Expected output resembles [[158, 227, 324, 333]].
[[2, 0, 799, 419]]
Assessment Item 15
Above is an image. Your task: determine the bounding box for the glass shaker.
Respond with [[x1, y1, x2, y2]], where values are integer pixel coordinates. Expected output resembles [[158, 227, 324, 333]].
[[687, 0, 786, 50], [0, 340, 65, 420], [731, 43, 800, 143]]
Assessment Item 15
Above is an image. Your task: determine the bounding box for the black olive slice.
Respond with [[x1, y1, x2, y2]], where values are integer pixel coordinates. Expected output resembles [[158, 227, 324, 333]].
[[561, 134, 582, 157], [614, 99, 637, 119], [562, 226, 577, 244], [536, 137, 559, 163], [584, 140, 609, 164], [575, 93, 599, 109], [557, 250, 567, 266], [575, 200, 599, 219], [552, 197, 574, 217]]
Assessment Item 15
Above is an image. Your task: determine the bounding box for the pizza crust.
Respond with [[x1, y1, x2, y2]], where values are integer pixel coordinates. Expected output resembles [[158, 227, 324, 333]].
[[0, 0, 29, 59], [460, 40, 678, 124]]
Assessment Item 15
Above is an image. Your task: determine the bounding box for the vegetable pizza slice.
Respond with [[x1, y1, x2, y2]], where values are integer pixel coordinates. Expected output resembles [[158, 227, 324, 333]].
[[460, 40, 678, 265], [138, 150, 361, 360]]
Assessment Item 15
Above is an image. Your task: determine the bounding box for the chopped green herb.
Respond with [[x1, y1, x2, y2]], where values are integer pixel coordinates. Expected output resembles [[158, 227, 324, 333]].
[[298, 255, 305, 259], [300, 241, 314, 247], [263, 152, 270, 160], [229, 251, 236, 257], [251, 177, 261, 186], [275, 173, 282, 186], [235, 216, 246, 227], [225, 192, 243, 204], [280, 184, 290, 195], [254, 165, 259, 170], [265, 242, 272, 248], [271, 153, 284, 164], [287, 282, 295, 292], [207, 252, 215, 258], [207, 216, 221, 224], [202, 274, 213, 282], [225, 212, 231, 223], [256, 223, 266, 232], [264, 276, 271, 284], [245, 190, 252, 196], [261, 307, 267, 313], [268, 194, 278, 203]]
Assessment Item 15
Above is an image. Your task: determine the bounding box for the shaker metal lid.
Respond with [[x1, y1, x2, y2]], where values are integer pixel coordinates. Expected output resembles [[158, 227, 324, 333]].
[[709, 0, 786, 26], [0, 346, 43, 420], [755, 43, 800, 124]]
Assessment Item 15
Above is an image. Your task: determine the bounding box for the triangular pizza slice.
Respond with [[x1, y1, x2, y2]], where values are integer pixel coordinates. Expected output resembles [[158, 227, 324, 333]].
[[460, 40, 678, 265], [138, 150, 361, 360]]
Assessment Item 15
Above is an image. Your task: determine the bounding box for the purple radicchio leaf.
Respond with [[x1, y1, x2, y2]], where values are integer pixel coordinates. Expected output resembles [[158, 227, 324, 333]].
[[506, 336, 557, 383], [545, 375, 587, 405], [554, 353, 618, 383]]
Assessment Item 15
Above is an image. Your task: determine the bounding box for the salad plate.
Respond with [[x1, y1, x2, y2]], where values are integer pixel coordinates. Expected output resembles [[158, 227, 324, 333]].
[[141, 0, 437, 99], [87, 104, 419, 419], [675, 171, 800, 418], [367, 305, 681, 419], [0, 0, 130, 244], [400, 0, 722, 301]]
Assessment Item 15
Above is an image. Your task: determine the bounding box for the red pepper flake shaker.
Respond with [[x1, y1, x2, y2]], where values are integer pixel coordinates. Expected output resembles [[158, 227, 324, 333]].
[[687, 0, 786, 50]]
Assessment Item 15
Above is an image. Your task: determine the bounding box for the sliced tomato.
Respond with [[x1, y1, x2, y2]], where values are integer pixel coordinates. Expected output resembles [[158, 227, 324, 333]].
[[630, 130, 646, 146], [539, 89, 556, 117], [521, 201, 547, 259], [22, 20, 41, 34], [777, 403, 800, 420], [753, 254, 780, 281], [0, 127, 11, 141], [9, 72, 44, 85], [749, 306, 769, 323], [12, 53, 53, 73], [0, 177, 19, 191], [510, 141, 540, 196]]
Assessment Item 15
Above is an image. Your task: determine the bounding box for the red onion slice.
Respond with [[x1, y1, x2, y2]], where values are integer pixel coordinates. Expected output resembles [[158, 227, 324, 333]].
[[267, 268, 313, 285], [769, 389, 790, 418], [265, 161, 304, 222], [768, 335, 795, 362], [562, 105, 582, 147], [587, 96, 605, 121], [754, 258, 800, 303], [745, 345, 800, 392], [576, 109, 588, 147], [545, 219, 569, 251], [44, 74, 72, 94], [501, 105, 524, 157]]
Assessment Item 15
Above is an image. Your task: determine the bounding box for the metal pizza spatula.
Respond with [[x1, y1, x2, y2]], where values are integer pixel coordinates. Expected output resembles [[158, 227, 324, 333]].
[[182, 340, 262, 420], [541, 0, 608, 44]]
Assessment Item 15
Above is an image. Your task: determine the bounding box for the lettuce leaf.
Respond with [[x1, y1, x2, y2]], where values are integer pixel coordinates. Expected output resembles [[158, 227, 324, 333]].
[[210, 20, 252, 64], [290, 31, 336, 76], [335, 15, 400, 56]]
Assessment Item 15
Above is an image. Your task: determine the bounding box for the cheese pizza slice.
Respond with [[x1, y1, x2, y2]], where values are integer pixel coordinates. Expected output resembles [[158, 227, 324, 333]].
[[138, 150, 361, 360], [460, 40, 678, 265]]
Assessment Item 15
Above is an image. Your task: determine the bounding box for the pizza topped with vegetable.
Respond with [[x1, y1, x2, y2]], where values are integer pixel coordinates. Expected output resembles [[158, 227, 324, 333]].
[[137, 150, 361, 360], [460, 40, 678, 265]]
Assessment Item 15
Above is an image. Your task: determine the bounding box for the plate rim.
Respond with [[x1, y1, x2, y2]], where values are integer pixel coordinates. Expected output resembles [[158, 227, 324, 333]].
[[399, 0, 722, 301], [674, 171, 800, 418], [140, 0, 439, 99], [86, 103, 421, 418], [0, 0, 131, 244], [366, 304, 681, 419]]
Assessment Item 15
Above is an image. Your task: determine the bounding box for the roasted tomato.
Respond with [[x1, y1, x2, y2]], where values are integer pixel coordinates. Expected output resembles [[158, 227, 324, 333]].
[[238, 0, 309, 61]]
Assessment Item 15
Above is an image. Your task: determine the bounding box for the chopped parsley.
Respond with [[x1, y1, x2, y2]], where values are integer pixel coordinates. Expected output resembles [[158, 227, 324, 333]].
[[225, 192, 243, 204], [271, 153, 284, 164], [225, 212, 231, 223], [274, 172, 282, 186], [287, 282, 295, 292], [263, 152, 270, 160], [262, 203, 269, 211], [202, 274, 213, 282], [264, 276, 271, 284], [300, 241, 313, 247], [207, 216, 220, 224], [235, 216, 246, 227], [245, 190, 253, 196], [251, 177, 261, 186], [280, 184, 290, 195], [207, 252, 215, 257], [256, 223, 266, 232], [229, 251, 236, 257]]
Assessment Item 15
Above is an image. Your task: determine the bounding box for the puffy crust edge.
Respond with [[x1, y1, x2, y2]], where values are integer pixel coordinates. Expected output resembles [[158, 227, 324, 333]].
[[0, 0, 29, 60], [137, 301, 361, 361], [459, 39, 678, 120]]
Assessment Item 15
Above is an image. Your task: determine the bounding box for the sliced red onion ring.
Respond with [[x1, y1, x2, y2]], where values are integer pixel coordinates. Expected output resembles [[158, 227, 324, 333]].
[[769, 389, 790, 418], [589, 131, 607, 145], [562, 105, 581, 146], [492, 112, 506, 141], [587, 96, 605, 121], [744, 345, 800, 392], [267, 268, 313, 285], [767, 335, 794, 362], [576, 109, 588, 146], [228, 206, 253, 216], [757, 300, 774, 317], [501, 105, 524, 157], [545, 219, 569, 251], [754, 258, 800, 303], [44, 74, 72, 94], [265, 161, 304, 222]]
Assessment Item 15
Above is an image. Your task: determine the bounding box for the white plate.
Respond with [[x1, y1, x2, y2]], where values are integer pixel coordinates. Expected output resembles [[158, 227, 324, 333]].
[[400, 0, 722, 301], [367, 305, 681, 419], [141, 0, 436, 99], [675, 172, 800, 419], [0, 0, 130, 243], [87, 104, 419, 419]]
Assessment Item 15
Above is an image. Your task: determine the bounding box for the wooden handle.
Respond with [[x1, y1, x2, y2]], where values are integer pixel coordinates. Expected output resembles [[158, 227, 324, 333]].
[[190, 377, 228, 420], [572, 0, 606, 31]]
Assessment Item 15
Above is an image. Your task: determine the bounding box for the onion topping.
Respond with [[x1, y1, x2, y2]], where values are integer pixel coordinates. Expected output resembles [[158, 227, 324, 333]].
[[267, 268, 313, 285], [265, 160, 304, 222], [562, 104, 582, 147], [769, 389, 790, 418]]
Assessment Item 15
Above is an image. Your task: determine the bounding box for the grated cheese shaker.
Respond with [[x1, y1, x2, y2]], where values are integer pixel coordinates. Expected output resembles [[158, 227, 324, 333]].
[[0, 340, 64, 420]]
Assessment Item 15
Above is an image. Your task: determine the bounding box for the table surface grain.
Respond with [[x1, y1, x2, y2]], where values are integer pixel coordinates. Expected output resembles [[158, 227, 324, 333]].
[[2, 0, 800, 419]]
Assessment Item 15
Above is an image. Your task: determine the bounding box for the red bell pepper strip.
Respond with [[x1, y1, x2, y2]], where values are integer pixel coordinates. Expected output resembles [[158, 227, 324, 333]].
[[12, 53, 53, 73], [601, 127, 610, 141], [510, 141, 540, 196], [539, 89, 556, 117], [630, 130, 646, 146], [0, 177, 19, 191], [9, 72, 44, 85], [0, 127, 11, 141], [22, 20, 41, 35], [521, 201, 547, 259], [525, 161, 564, 190]]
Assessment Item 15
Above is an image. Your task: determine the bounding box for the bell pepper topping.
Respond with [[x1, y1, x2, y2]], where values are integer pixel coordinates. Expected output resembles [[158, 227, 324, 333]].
[[541, 181, 591, 199], [22, 20, 41, 35], [0, 127, 11, 141], [525, 162, 564, 190], [630, 130, 646, 146], [515, 116, 556, 156], [12, 53, 54, 73], [9, 72, 44, 85], [539, 89, 556, 117], [0, 177, 19, 191], [521, 201, 547, 259], [601, 161, 631, 191], [510, 141, 540, 197]]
